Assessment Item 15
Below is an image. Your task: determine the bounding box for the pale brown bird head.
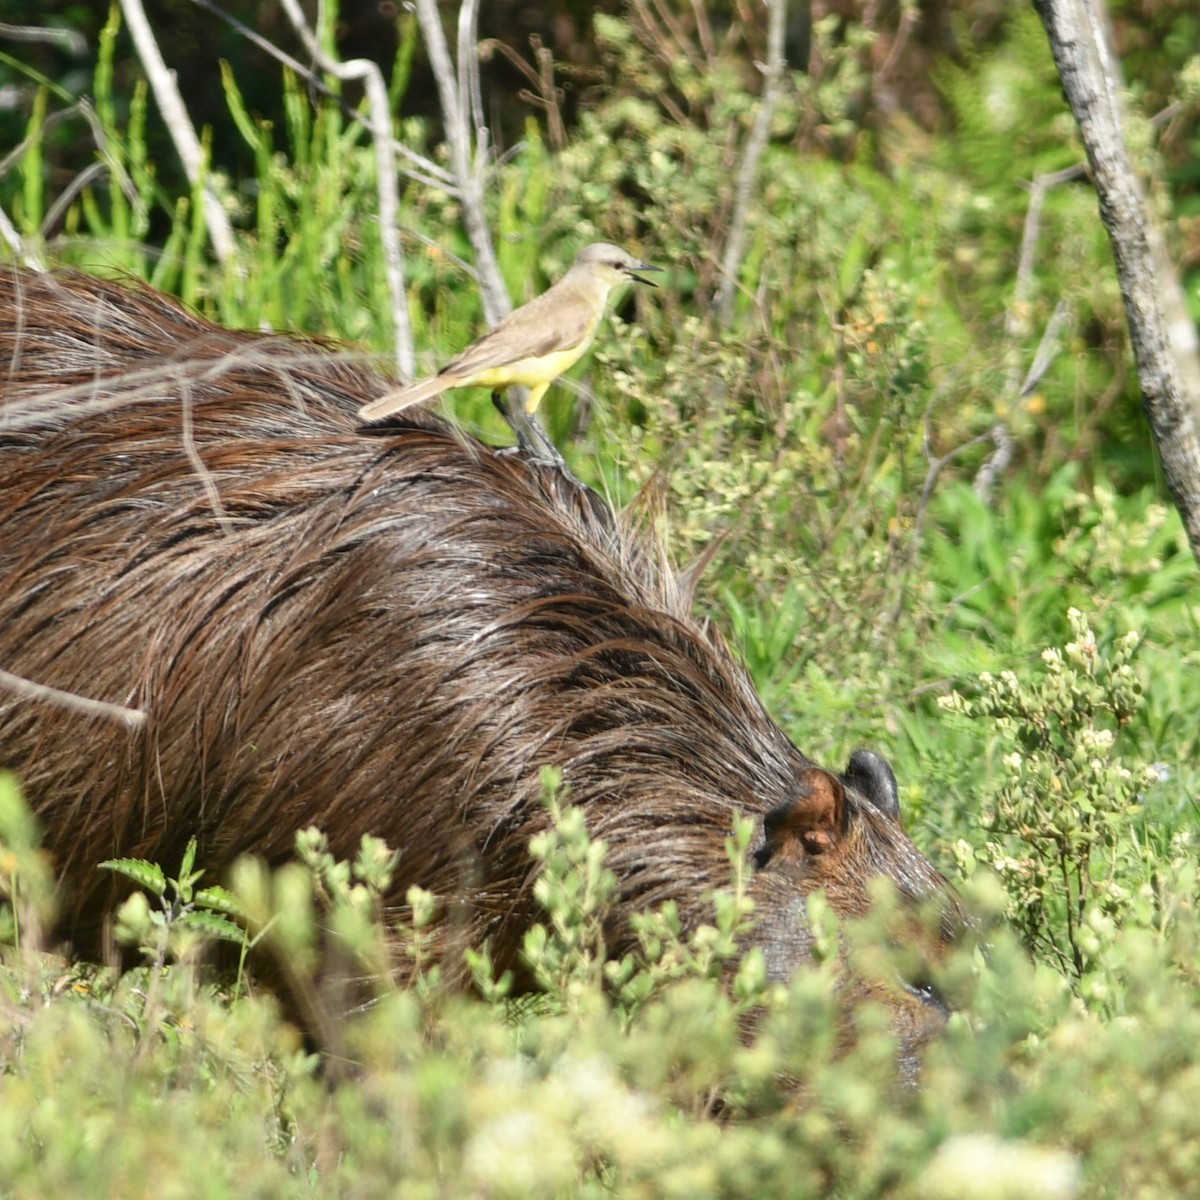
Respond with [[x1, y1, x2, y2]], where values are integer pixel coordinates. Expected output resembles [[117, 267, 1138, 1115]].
[[572, 242, 664, 288]]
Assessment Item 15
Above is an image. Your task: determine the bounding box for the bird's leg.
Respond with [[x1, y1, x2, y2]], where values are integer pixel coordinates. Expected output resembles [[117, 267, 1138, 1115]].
[[490, 388, 514, 426], [491, 390, 580, 484], [491, 389, 547, 454]]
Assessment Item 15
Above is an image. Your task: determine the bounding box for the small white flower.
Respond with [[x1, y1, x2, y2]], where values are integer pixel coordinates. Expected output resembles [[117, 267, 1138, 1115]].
[[921, 1133, 1081, 1199]]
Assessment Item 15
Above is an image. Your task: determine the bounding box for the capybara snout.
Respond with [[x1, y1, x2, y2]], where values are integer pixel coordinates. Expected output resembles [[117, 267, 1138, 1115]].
[[0, 268, 958, 1060]]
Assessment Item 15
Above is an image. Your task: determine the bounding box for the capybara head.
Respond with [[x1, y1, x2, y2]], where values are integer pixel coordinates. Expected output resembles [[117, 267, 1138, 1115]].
[[0, 268, 959, 1064]]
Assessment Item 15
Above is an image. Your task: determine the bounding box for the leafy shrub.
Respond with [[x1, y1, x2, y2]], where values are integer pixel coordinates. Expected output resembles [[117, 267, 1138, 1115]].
[[4, 760, 1200, 1197], [940, 609, 1173, 986]]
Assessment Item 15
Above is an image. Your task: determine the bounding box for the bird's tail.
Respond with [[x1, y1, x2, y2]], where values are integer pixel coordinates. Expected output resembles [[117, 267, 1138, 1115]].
[[358, 374, 454, 422]]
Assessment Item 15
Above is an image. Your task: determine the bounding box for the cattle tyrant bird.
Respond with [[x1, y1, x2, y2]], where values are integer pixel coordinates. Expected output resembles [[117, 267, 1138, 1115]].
[[358, 243, 661, 465]]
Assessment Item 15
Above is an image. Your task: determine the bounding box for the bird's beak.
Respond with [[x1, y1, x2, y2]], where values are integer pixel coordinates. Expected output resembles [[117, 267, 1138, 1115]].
[[626, 262, 664, 288]]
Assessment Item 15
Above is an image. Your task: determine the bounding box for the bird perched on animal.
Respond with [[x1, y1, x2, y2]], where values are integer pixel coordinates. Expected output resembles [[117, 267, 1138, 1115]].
[[358, 243, 661, 459]]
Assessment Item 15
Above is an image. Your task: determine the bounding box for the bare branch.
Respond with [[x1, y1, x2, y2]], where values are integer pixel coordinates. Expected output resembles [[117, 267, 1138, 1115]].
[[278, 0, 414, 377], [1010, 167, 1086, 358], [479, 36, 567, 152], [458, 0, 487, 150], [117, 0, 237, 266], [1021, 299, 1073, 398], [870, 0, 919, 96], [972, 422, 1016, 501], [0, 341, 381, 432], [713, 0, 787, 328], [1035, 0, 1200, 563], [0, 668, 147, 730], [0, 101, 92, 181], [0, 205, 44, 271], [414, 0, 511, 326], [0, 21, 87, 56], [532, 37, 568, 153], [40, 162, 109, 239], [187, 0, 456, 192], [974, 166, 1082, 497], [691, 0, 716, 60]]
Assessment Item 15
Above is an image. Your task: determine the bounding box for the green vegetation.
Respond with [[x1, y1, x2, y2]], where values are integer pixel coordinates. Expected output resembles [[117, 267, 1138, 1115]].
[[1, 1, 1199, 1195]]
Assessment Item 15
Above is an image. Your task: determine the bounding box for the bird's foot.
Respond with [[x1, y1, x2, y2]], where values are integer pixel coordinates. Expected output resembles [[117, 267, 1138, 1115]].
[[491, 391, 580, 483]]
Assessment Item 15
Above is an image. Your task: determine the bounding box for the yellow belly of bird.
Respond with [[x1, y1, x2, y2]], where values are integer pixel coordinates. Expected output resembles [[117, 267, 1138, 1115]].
[[470, 343, 595, 412]]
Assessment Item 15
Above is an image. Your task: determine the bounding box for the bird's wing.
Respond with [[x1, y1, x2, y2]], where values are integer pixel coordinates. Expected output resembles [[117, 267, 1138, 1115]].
[[440, 287, 600, 379]]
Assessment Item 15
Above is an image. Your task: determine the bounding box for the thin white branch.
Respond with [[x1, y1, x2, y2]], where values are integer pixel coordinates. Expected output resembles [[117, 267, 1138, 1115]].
[[972, 418, 1016, 500], [1007, 165, 1085, 383], [1020, 299, 1072, 398], [0, 204, 44, 271], [0, 102, 91, 181], [0, 668, 147, 730], [0, 21, 87, 55], [185, 0, 456, 192], [975, 166, 1081, 497], [279, 0, 414, 377], [117, 0, 237, 265], [458, 0, 487, 154], [40, 162, 109, 239], [714, 0, 787, 327], [415, 0, 511, 326]]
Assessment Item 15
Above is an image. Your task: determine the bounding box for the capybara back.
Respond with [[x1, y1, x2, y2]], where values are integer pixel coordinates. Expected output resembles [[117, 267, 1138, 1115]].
[[0, 268, 956, 1056]]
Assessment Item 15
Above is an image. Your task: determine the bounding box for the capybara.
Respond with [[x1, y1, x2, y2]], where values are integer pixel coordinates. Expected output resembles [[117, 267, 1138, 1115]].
[[0, 267, 956, 1058]]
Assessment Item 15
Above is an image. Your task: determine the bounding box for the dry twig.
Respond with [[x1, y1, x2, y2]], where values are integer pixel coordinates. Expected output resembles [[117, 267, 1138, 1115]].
[[117, 0, 237, 266], [0, 20, 86, 56], [713, 0, 787, 327], [413, 0, 511, 327], [973, 165, 1083, 499], [0, 668, 147, 730], [480, 35, 567, 152], [189, 0, 455, 192], [279, 0, 414, 377]]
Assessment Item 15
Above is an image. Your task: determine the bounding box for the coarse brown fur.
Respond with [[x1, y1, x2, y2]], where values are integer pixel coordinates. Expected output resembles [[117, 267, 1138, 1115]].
[[0, 267, 957, 1061]]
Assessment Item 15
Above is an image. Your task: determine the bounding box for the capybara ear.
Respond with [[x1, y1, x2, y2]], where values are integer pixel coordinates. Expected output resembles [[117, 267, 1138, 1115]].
[[840, 748, 900, 821], [761, 767, 848, 862]]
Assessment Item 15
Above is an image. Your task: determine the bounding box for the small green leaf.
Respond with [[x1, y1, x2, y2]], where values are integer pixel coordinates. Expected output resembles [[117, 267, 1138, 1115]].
[[174, 910, 247, 945], [100, 858, 167, 897], [194, 885, 245, 919]]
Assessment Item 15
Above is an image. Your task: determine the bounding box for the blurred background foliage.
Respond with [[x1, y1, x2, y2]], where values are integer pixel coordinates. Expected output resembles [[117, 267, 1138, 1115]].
[[2, 1, 1200, 1194]]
